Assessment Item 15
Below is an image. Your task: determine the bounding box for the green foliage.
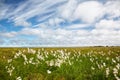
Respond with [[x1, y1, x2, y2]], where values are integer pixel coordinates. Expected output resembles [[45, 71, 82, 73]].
[[0, 47, 120, 80]]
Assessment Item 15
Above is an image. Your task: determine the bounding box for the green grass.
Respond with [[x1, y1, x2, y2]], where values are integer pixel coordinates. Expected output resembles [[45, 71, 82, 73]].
[[0, 47, 120, 80]]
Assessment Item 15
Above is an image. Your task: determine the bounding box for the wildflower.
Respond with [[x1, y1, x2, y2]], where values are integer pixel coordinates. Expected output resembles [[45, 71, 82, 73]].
[[5, 66, 8, 69], [22, 54, 27, 61], [16, 76, 22, 80], [49, 60, 54, 66], [29, 57, 34, 64], [114, 75, 120, 80], [113, 68, 120, 80], [112, 59, 116, 63], [47, 70, 51, 74], [106, 67, 110, 77], [113, 68, 118, 74], [12, 66, 15, 70], [68, 60, 72, 65], [36, 53, 44, 60], [28, 48, 36, 54], [8, 59, 12, 63], [116, 63, 120, 70], [103, 63, 106, 67], [90, 58, 94, 62], [91, 66, 95, 70], [7, 66, 15, 76], [55, 62, 61, 67], [14, 52, 21, 59], [54, 59, 63, 67]]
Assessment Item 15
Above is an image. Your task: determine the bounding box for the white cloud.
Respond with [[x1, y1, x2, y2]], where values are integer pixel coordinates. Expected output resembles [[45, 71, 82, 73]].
[[3, 28, 88, 45], [0, 0, 120, 27], [104, 1, 120, 19], [89, 18, 120, 46], [73, 1, 104, 23], [65, 23, 90, 29], [0, 31, 17, 38], [95, 19, 120, 30], [0, 0, 67, 27], [0, 0, 120, 46], [20, 28, 41, 35], [57, 0, 78, 20], [0, 2, 9, 20], [1, 26, 120, 46], [14, 19, 31, 27], [48, 17, 65, 26]]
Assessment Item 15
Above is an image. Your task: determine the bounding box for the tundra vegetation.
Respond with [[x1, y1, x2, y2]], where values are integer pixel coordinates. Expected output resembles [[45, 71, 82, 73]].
[[0, 47, 120, 80]]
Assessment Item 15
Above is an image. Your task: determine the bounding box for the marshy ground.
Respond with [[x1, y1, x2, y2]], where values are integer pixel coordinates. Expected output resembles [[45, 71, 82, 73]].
[[0, 47, 120, 80]]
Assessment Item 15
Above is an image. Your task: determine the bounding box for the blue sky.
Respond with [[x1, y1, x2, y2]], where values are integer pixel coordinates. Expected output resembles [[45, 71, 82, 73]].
[[0, 0, 120, 47]]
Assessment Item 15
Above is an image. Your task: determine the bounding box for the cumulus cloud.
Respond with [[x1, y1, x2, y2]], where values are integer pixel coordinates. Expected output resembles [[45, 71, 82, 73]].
[[95, 19, 120, 30], [1, 26, 120, 46], [73, 1, 104, 23]]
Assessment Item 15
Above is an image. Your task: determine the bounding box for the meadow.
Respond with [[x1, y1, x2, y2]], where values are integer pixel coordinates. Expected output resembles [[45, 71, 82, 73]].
[[0, 47, 120, 80]]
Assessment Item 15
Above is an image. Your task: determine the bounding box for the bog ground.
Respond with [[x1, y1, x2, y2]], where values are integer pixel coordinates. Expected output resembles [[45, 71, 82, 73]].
[[0, 47, 120, 80]]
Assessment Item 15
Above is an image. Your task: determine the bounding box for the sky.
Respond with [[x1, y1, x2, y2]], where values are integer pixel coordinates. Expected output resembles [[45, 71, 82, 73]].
[[0, 0, 120, 47]]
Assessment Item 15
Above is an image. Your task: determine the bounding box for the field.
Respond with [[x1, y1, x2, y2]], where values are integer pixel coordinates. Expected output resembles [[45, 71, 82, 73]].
[[0, 47, 120, 80]]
